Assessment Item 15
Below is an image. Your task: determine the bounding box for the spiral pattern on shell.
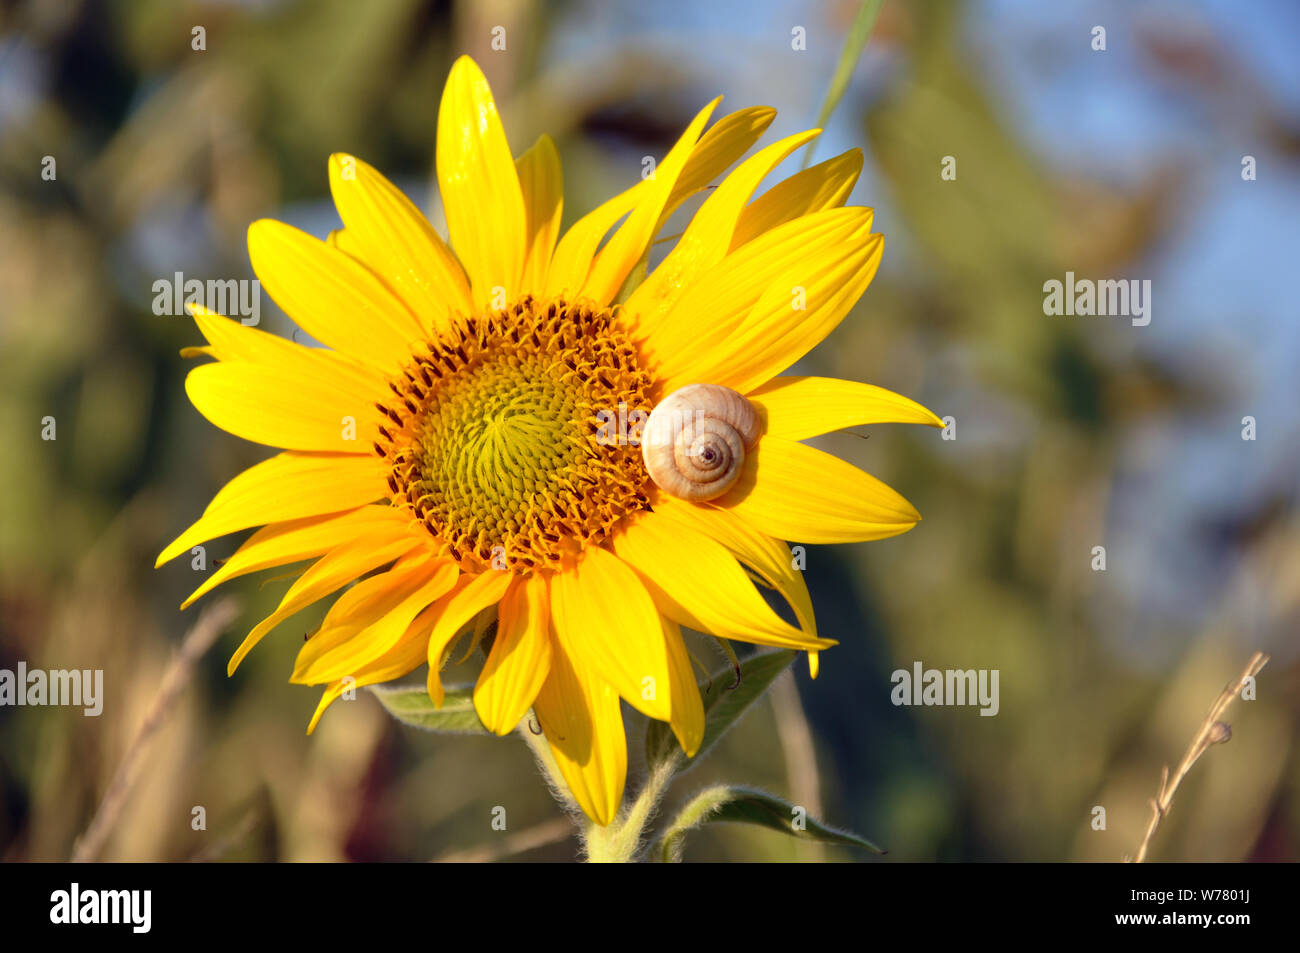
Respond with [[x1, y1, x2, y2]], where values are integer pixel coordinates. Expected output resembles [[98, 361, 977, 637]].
[[640, 383, 761, 501]]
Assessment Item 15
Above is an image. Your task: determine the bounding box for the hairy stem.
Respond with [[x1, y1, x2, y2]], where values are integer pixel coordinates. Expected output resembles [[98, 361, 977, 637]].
[[584, 758, 677, 863], [517, 714, 577, 816]]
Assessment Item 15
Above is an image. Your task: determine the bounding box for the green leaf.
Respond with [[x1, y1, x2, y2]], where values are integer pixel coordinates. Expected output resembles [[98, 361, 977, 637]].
[[646, 648, 796, 770], [370, 683, 489, 735], [658, 785, 885, 862], [803, 0, 885, 168]]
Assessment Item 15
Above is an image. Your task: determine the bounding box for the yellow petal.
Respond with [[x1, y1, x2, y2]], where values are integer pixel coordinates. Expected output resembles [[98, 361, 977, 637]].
[[247, 218, 424, 371], [661, 616, 704, 757], [730, 148, 864, 249], [662, 106, 776, 220], [424, 569, 513, 705], [514, 135, 564, 295], [549, 545, 672, 721], [719, 437, 921, 543], [181, 505, 407, 609], [749, 375, 943, 440], [625, 129, 820, 340], [650, 494, 816, 638], [305, 603, 436, 734], [544, 192, 639, 302], [436, 55, 526, 308], [326, 227, 365, 259], [451, 606, 498, 666], [187, 304, 385, 395], [328, 153, 472, 335], [157, 452, 385, 567], [544, 104, 773, 301], [184, 360, 381, 452], [293, 555, 458, 684], [579, 98, 721, 306], [473, 574, 552, 734], [661, 228, 883, 395], [613, 511, 831, 652], [642, 206, 871, 382], [534, 639, 626, 827], [228, 529, 425, 675]]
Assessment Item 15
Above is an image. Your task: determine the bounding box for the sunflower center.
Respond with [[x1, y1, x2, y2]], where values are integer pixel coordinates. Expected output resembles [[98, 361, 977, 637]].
[[375, 296, 653, 573]]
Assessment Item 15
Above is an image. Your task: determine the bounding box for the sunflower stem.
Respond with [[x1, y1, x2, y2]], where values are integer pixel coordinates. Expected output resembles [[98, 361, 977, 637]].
[[583, 758, 677, 863], [517, 714, 578, 815]]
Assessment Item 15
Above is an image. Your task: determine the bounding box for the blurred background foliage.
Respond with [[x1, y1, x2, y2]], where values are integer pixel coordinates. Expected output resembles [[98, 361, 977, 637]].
[[1, 0, 1297, 861]]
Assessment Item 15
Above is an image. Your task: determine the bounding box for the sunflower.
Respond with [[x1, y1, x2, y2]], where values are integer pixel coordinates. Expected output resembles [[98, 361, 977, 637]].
[[158, 56, 940, 826]]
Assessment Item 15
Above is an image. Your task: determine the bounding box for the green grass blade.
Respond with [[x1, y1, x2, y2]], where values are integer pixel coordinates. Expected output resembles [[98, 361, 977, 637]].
[[803, 0, 886, 168]]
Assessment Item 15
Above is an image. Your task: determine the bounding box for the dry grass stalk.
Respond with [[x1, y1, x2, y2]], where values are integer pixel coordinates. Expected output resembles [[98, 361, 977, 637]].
[[431, 816, 574, 863], [1129, 650, 1270, 863], [71, 598, 240, 862]]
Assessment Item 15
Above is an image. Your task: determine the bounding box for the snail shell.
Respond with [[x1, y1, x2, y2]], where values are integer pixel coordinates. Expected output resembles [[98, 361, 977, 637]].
[[641, 383, 760, 501]]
